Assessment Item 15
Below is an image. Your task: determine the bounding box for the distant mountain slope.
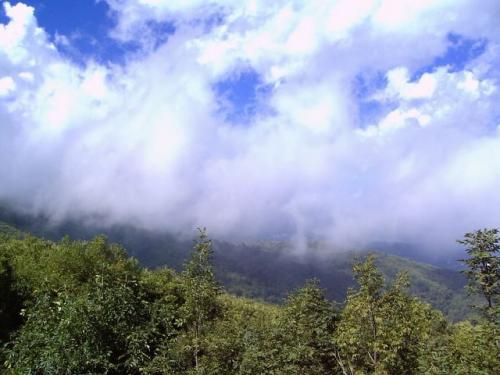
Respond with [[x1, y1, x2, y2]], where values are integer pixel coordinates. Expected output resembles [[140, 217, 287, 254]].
[[0, 206, 472, 320], [0, 222, 20, 238], [210, 241, 471, 321]]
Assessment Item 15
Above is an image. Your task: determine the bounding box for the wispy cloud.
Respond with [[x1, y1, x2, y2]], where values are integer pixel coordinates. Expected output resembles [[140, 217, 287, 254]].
[[0, 0, 499, 251]]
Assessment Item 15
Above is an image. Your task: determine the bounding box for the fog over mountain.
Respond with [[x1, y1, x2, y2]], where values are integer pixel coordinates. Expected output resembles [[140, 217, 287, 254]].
[[1, 0, 499, 253]]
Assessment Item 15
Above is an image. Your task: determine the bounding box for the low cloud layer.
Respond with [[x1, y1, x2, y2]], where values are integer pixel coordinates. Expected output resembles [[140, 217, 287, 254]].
[[1, 0, 499, 251]]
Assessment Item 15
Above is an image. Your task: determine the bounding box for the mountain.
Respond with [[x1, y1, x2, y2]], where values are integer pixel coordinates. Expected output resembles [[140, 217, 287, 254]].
[[0, 206, 472, 320], [211, 241, 471, 321]]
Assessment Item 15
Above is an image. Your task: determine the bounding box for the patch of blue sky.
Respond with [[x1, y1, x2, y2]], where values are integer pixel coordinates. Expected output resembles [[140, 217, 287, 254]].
[[55, 34, 142, 67], [0, 5, 8, 24], [145, 20, 176, 51], [193, 9, 226, 33], [20, 1, 113, 41], [354, 71, 387, 99], [214, 68, 273, 124], [354, 33, 488, 128], [353, 71, 395, 128], [3, 1, 173, 65], [412, 32, 487, 79]]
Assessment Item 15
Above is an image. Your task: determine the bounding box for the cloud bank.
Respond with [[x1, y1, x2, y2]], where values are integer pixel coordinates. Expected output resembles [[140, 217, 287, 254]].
[[1, 0, 499, 251]]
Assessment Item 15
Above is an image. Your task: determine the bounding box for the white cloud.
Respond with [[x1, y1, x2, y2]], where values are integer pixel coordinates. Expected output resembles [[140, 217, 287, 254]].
[[0, 76, 15, 96], [0, 0, 500, 253], [383, 67, 437, 100], [373, 0, 448, 29], [0, 2, 51, 63], [18, 71, 34, 81]]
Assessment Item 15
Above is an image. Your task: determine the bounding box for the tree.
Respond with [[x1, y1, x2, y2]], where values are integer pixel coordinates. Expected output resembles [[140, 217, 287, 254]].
[[334, 255, 436, 375], [458, 228, 500, 319], [2, 236, 150, 374], [272, 279, 338, 374], [0, 255, 23, 346], [419, 320, 500, 374], [202, 295, 278, 375], [169, 228, 221, 373]]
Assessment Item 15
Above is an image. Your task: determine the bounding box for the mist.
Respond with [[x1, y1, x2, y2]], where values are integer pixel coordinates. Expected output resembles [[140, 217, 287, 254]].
[[1, 0, 500, 254]]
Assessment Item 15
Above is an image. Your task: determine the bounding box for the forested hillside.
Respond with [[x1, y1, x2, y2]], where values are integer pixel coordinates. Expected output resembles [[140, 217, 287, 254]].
[[0, 225, 498, 374], [0, 207, 473, 320]]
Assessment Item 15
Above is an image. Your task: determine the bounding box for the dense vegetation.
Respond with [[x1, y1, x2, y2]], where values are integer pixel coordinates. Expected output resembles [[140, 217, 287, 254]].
[[0, 207, 473, 320], [0, 224, 498, 374]]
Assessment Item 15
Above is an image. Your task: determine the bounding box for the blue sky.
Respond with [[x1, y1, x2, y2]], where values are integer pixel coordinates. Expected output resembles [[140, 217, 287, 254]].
[[2, 1, 268, 122], [0, 0, 499, 250], [18, 1, 112, 37], [12, 0, 123, 61], [1, 1, 490, 125]]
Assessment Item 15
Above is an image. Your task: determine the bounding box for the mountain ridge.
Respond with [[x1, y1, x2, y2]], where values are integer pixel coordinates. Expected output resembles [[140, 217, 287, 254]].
[[0, 210, 473, 320]]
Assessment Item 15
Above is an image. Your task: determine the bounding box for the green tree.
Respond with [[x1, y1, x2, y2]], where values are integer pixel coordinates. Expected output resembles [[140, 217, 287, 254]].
[[0, 256, 23, 343], [273, 279, 337, 374], [237, 280, 337, 375], [182, 228, 221, 372], [419, 320, 500, 374], [458, 228, 500, 319], [149, 229, 222, 374], [335, 255, 436, 375], [201, 295, 278, 375], [3, 236, 149, 374]]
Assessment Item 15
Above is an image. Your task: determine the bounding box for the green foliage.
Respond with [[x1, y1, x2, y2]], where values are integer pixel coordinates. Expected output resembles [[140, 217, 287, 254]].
[[181, 228, 221, 329], [272, 280, 338, 374], [181, 228, 221, 373], [202, 295, 277, 375], [0, 222, 20, 238], [0, 226, 498, 374], [334, 255, 439, 375], [144, 229, 223, 374], [2, 236, 148, 374], [0, 255, 23, 347], [458, 228, 500, 320], [372, 254, 470, 321], [1, 212, 472, 320], [419, 321, 500, 374]]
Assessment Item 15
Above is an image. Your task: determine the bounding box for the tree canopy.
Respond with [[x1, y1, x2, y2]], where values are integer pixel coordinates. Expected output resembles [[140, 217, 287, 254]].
[[0, 227, 498, 374]]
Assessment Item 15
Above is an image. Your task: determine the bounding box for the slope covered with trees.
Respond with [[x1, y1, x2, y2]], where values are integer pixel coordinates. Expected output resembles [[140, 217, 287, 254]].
[[0, 225, 498, 374], [0, 206, 472, 320]]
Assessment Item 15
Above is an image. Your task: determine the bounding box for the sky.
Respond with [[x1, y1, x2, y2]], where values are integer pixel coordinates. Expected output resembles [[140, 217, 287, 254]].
[[0, 0, 499, 252]]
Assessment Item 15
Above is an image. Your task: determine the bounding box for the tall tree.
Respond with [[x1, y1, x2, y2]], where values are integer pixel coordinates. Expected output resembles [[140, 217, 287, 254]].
[[273, 279, 338, 374], [335, 255, 436, 375], [181, 228, 221, 373], [458, 228, 500, 319]]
